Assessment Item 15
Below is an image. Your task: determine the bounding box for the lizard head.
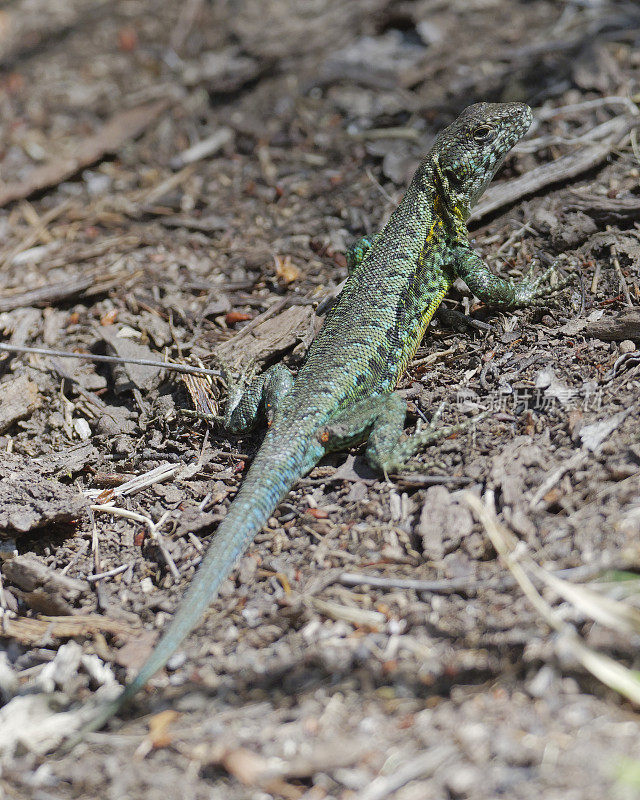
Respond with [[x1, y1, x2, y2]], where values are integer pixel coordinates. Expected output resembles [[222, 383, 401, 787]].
[[430, 101, 533, 220]]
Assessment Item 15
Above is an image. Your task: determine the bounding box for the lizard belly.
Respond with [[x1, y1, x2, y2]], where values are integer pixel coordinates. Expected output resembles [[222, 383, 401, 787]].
[[390, 282, 450, 386]]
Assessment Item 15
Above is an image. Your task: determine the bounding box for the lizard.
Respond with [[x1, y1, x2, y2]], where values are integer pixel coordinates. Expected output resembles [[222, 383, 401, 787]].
[[70, 101, 568, 740]]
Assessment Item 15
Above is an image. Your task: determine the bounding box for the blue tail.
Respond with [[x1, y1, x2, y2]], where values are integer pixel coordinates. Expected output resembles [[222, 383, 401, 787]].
[[71, 432, 314, 740]]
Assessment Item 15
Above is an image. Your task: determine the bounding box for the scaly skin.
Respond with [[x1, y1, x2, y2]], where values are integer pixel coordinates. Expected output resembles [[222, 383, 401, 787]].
[[71, 101, 565, 741]]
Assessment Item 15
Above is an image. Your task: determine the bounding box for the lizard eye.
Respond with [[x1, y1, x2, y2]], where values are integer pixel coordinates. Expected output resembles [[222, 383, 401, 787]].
[[473, 125, 496, 143]]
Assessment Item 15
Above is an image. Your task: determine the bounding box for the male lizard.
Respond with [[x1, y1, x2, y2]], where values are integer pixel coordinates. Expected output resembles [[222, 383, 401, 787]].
[[74, 101, 567, 738]]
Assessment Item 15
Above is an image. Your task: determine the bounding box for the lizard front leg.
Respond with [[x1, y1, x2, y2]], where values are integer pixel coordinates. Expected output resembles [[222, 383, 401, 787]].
[[317, 394, 482, 474], [346, 234, 379, 274], [450, 242, 571, 309]]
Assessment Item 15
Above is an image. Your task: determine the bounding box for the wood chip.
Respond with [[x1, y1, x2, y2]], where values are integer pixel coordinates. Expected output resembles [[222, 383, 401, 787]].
[[0, 0, 110, 68], [274, 254, 301, 284], [2, 554, 88, 616], [418, 485, 473, 562], [0, 269, 137, 313], [170, 127, 233, 169], [579, 407, 634, 453], [100, 328, 164, 393], [134, 710, 181, 758], [583, 308, 640, 341], [216, 304, 315, 368], [0, 614, 137, 644], [567, 191, 640, 223]]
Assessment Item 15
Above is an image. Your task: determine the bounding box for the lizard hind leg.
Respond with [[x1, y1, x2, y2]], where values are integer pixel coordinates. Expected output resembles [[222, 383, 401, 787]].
[[375, 406, 486, 474], [225, 363, 294, 434], [317, 394, 484, 475], [365, 396, 483, 474], [316, 394, 397, 452]]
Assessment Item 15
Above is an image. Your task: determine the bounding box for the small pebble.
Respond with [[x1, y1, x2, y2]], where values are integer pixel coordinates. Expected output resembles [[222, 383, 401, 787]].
[[166, 652, 186, 671], [445, 765, 483, 797], [73, 417, 92, 440], [526, 664, 557, 698], [619, 339, 636, 353]]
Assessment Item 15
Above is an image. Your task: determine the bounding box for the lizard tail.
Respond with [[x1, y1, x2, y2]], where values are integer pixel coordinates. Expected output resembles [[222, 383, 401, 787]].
[[67, 433, 314, 744]]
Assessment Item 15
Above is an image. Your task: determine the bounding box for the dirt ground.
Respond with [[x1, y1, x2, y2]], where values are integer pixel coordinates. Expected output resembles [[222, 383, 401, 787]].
[[1, 1, 640, 798]]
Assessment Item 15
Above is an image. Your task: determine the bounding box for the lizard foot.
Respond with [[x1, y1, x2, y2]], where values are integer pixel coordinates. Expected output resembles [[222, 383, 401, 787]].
[[369, 403, 488, 475], [512, 256, 575, 307]]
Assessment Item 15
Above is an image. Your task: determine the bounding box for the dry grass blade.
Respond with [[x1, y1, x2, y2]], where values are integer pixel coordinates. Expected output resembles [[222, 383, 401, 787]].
[[309, 597, 386, 629], [570, 639, 640, 705], [462, 491, 566, 629], [359, 746, 455, 800], [534, 567, 640, 636], [463, 491, 640, 706]]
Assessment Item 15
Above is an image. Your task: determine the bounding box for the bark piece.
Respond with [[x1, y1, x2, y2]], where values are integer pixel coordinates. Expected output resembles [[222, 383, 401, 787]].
[[0, 0, 109, 67], [100, 328, 164, 394], [567, 192, 640, 223], [216, 304, 316, 368], [0, 614, 137, 645], [2, 554, 88, 615], [419, 486, 473, 562], [0, 455, 87, 535], [0, 270, 132, 313], [35, 442, 99, 477], [584, 309, 640, 342], [0, 374, 42, 433]]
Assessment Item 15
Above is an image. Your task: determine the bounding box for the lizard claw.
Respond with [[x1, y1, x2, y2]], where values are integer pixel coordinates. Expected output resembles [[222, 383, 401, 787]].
[[514, 256, 576, 306]]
